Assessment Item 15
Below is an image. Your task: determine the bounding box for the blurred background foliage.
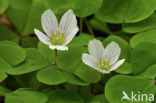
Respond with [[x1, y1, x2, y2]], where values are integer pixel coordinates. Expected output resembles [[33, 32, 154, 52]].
[[0, 0, 156, 103]]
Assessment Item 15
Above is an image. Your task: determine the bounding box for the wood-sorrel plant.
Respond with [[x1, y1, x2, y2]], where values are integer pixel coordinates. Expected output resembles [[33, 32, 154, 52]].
[[0, 0, 156, 103]]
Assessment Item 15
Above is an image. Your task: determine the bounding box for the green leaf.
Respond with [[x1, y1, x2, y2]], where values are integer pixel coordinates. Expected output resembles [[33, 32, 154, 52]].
[[95, 0, 156, 23], [5, 89, 48, 103], [0, 41, 26, 66], [7, 48, 49, 75], [103, 35, 131, 61], [89, 17, 111, 34], [9, 0, 32, 9], [37, 64, 88, 85], [130, 29, 156, 48], [63, 72, 88, 86], [80, 93, 93, 103], [0, 73, 7, 83], [105, 75, 155, 103], [68, 33, 94, 47], [44, 0, 103, 17], [6, 0, 46, 35], [115, 62, 132, 74], [131, 42, 156, 74], [91, 94, 109, 103], [0, 24, 19, 42], [47, 89, 84, 103], [0, 0, 8, 14], [0, 57, 12, 73], [37, 66, 66, 85], [75, 63, 101, 83], [0, 57, 11, 82], [38, 42, 55, 64], [123, 13, 156, 33], [111, 31, 133, 42], [138, 64, 156, 79], [57, 46, 87, 73], [0, 86, 11, 96]]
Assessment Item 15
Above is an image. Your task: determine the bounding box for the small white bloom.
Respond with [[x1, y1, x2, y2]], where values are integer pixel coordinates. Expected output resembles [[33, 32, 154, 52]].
[[34, 9, 79, 50], [82, 39, 125, 74]]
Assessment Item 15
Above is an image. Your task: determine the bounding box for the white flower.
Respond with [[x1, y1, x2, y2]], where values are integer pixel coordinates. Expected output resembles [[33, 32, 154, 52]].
[[82, 39, 125, 74], [34, 9, 79, 50]]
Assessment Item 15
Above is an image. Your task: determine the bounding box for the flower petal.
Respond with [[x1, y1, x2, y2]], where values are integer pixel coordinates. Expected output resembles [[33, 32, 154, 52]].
[[88, 39, 105, 61], [104, 41, 121, 65], [41, 9, 58, 37], [49, 45, 68, 50], [64, 27, 79, 45], [110, 59, 125, 71], [82, 54, 97, 68], [59, 9, 77, 35], [34, 29, 50, 45], [82, 54, 110, 74]]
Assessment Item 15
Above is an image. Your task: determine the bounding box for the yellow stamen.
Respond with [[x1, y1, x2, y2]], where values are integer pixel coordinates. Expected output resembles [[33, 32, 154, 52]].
[[49, 33, 66, 45], [96, 60, 111, 71]]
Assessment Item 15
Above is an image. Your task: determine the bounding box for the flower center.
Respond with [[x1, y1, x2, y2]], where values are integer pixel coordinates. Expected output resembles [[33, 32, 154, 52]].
[[49, 33, 66, 45], [96, 60, 111, 71]]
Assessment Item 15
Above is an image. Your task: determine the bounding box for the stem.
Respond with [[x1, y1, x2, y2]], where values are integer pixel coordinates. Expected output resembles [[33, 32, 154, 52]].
[[100, 74, 104, 87], [101, 74, 104, 81], [80, 18, 83, 33], [54, 49, 58, 65], [84, 18, 95, 36]]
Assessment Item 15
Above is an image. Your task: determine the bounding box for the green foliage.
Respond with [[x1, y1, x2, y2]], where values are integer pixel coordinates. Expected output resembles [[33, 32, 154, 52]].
[[0, 73, 7, 83], [44, 0, 103, 17], [115, 62, 132, 74], [37, 65, 88, 85], [74, 63, 101, 83], [91, 94, 109, 103], [37, 66, 66, 85], [138, 64, 156, 79], [38, 42, 55, 64], [0, 57, 11, 83], [0, 41, 26, 66], [131, 42, 156, 74], [68, 33, 94, 47], [7, 48, 49, 75], [0, 86, 11, 96], [89, 17, 111, 34], [123, 13, 156, 33], [5, 89, 48, 103], [0, 24, 18, 42], [0, 0, 8, 14], [57, 46, 87, 73], [6, 0, 46, 35], [105, 75, 155, 103], [130, 29, 156, 48], [1, 0, 156, 102], [9, 0, 32, 9], [47, 89, 84, 103], [96, 0, 156, 23]]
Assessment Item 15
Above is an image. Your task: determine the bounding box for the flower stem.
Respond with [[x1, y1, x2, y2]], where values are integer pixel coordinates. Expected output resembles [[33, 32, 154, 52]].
[[54, 49, 58, 65], [80, 18, 83, 33], [100, 74, 104, 87], [84, 18, 95, 36]]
